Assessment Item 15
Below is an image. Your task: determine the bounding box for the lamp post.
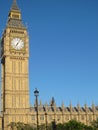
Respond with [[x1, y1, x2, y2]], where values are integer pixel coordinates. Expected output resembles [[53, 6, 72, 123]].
[[34, 88, 39, 130], [45, 112, 47, 130]]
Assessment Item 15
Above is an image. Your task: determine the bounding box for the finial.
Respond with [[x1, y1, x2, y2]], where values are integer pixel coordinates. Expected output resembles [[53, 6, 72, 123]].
[[61, 102, 64, 108], [44, 102, 48, 106], [61, 102, 65, 111], [77, 103, 80, 112], [11, 0, 19, 11], [69, 102, 72, 112], [51, 97, 56, 106], [39, 100, 42, 106], [84, 103, 87, 108], [69, 101, 72, 107], [44, 102, 48, 111], [84, 103, 88, 113], [92, 101, 94, 106], [92, 102, 95, 111]]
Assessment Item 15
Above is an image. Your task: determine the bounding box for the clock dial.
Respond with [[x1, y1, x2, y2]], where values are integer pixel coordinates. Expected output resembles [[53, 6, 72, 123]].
[[11, 38, 24, 50]]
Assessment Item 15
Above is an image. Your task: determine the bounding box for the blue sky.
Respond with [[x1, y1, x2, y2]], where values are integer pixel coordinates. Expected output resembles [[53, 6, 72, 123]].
[[0, 0, 98, 107]]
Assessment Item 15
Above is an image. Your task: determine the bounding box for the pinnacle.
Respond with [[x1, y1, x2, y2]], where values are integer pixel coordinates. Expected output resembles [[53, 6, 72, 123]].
[[11, 0, 20, 11]]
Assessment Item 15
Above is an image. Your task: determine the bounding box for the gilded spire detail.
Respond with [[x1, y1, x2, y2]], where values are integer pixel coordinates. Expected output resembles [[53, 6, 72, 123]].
[[11, 0, 19, 11], [7, 0, 25, 29]]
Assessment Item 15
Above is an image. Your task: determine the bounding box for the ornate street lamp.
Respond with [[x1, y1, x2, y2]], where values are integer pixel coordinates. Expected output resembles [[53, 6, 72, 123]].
[[34, 88, 39, 130]]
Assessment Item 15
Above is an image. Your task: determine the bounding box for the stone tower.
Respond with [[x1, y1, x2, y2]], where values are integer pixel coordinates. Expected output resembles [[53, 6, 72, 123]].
[[1, 0, 30, 129]]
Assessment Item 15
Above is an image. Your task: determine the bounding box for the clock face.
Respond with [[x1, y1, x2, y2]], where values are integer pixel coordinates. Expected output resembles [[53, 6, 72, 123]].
[[11, 38, 24, 50]]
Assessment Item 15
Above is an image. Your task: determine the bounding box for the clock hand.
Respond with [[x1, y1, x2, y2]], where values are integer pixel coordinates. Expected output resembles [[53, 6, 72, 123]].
[[16, 39, 20, 46], [16, 42, 19, 46]]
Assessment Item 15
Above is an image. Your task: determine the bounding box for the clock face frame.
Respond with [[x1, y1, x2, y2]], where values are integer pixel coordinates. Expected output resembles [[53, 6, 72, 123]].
[[11, 38, 24, 50]]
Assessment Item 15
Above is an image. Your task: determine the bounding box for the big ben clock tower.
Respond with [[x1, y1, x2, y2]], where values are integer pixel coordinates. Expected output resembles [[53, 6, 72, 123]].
[[1, 0, 30, 129]]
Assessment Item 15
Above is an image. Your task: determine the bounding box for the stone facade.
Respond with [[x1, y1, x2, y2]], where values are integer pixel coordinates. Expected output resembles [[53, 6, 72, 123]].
[[0, 115, 2, 129], [30, 99, 98, 126]]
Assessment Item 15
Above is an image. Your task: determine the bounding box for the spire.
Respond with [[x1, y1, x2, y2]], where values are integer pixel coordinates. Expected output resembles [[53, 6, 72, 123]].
[[11, 0, 20, 11], [50, 97, 56, 106], [7, 0, 26, 29], [61, 102, 65, 111]]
